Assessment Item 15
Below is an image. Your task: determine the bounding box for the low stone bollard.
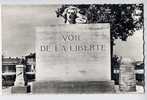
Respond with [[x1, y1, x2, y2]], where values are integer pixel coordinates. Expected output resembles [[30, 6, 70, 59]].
[[119, 58, 136, 92]]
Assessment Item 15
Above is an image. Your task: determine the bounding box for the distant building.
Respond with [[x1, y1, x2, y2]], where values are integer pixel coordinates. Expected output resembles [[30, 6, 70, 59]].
[[134, 61, 144, 85], [2, 53, 36, 87], [112, 55, 144, 85], [2, 57, 21, 86], [111, 55, 120, 85], [24, 53, 36, 82]]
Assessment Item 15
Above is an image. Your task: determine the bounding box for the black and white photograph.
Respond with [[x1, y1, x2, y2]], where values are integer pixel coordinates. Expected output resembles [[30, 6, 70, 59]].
[[1, 4, 144, 94]]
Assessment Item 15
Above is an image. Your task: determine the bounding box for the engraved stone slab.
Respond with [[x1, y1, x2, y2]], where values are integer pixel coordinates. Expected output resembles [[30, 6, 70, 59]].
[[36, 24, 111, 81]]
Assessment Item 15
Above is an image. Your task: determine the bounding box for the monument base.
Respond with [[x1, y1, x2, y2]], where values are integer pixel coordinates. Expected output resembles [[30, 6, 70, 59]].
[[11, 85, 31, 94], [32, 81, 115, 94]]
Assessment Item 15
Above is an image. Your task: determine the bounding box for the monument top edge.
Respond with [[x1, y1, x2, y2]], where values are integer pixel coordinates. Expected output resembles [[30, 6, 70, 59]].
[[36, 23, 110, 32]]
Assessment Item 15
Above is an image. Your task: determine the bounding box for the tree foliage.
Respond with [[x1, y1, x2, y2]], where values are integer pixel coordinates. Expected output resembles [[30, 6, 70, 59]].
[[56, 4, 143, 43]]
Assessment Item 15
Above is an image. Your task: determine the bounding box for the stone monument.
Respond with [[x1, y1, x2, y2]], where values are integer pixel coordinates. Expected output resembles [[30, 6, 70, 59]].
[[119, 58, 136, 92], [11, 65, 30, 94], [14, 65, 25, 86], [33, 24, 115, 93]]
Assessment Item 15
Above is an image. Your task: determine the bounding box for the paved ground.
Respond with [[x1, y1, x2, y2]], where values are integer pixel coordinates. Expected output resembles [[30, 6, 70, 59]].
[[2, 84, 144, 95], [2, 87, 12, 95]]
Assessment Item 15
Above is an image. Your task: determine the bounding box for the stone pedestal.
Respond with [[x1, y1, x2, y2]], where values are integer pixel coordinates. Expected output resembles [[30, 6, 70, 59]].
[[11, 65, 30, 94], [32, 81, 115, 94], [34, 24, 112, 94], [119, 58, 136, 92], [14, 65, 25, 86]]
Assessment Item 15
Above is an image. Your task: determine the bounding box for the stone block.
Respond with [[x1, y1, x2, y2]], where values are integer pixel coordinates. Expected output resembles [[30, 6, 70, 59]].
[[32, 81, 115, 94], [11, 85, 31, 94]]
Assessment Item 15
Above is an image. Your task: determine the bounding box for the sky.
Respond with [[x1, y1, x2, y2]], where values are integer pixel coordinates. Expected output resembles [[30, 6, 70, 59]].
[[2, 5, 144, 61], [2, 5, 64, 57]]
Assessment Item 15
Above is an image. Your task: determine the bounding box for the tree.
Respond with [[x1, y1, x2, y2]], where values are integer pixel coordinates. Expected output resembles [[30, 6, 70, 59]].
[[56, 4, 143, 43]]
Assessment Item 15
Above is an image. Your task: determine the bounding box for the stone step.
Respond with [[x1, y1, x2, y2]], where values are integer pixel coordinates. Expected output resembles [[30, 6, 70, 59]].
[[32, 81, 115, 94]]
